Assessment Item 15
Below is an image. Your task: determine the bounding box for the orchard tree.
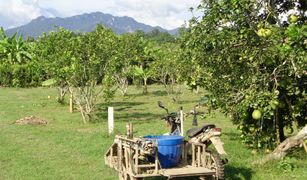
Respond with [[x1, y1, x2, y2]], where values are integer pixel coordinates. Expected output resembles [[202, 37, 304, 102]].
[[152, 42, 183, 97], [35, 26, 117, 123], [132, 38, 156, 94], [182, 0, 306, 149], [34, 28, 75, 103], [110, 33, 141, 96], [69, 26, 117, 123]]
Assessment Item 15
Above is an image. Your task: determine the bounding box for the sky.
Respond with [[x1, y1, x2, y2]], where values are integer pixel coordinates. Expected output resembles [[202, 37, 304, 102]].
[[0, 0, 201, 30]]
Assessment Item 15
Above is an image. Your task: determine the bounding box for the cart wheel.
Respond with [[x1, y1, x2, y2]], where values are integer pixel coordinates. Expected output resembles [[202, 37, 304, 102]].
[[204, 152, 224, 180], [129, 175, 142, 180]]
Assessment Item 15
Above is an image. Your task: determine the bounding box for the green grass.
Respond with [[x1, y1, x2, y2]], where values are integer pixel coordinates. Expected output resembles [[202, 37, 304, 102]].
[[0, 85, 306, 179]]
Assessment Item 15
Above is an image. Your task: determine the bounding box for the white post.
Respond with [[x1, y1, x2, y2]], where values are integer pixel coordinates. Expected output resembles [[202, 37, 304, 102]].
[[180, 107, 184, 136], [108, 107, 114, 134]]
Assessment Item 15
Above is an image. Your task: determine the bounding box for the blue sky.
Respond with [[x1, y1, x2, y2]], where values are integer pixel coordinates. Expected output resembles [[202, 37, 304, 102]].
[[0, 0, 200, 30]]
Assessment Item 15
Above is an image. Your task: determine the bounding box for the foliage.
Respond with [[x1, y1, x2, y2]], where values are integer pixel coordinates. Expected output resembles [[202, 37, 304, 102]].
[[109, 33, 144, 96], [145, 29, 176, 43], [34, 28, 75, 103], [151, 42, 183, 100], [0, 27, 42, 87], [69, 26, 117, 123], [131, 39, 156, 94], [181, 0, 307, 148], [33, 26, 118, 123]]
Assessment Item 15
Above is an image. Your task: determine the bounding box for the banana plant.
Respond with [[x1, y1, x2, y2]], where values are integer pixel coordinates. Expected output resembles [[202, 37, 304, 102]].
[[0, 30, 32, 64], [133, 65, 151, 94]]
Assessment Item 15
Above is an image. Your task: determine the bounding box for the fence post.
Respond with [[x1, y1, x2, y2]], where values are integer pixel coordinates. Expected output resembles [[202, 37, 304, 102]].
[[108, 107, 114, 134], [180, 107, 184, 136]]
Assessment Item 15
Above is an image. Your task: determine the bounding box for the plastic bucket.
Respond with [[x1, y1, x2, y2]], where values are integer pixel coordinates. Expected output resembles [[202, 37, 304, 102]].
[[144, 135, 183, 168]]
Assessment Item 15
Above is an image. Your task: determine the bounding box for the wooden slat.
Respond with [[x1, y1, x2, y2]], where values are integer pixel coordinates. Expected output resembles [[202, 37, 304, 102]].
[[197, 146, 201, 167], [162, 166, 215, 178], [135, 147, 139, 174], [192, 144, 195, 166], [136, 164, 156, 168]]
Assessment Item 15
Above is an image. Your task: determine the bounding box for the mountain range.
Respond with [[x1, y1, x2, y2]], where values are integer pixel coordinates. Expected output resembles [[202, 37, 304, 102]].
[[5, 12, 179, 38]]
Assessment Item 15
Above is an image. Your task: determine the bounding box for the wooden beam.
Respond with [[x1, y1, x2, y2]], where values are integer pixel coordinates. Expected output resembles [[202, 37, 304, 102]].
[[192, 144, 195, 166], [197, 146, 201, 167]]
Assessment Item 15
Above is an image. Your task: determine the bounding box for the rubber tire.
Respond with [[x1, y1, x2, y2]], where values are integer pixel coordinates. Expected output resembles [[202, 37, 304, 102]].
[[206, 152, 225, 180]]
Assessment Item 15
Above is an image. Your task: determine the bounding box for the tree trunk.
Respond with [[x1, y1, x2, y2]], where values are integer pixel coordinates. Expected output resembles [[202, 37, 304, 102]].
[[254, 125, 307, 165], [57, 86, 68, 104], [275, 109, 286, 144], [143, 78, 148, 94], [68, 87, 74, 113], [69, 92, 73, 113]]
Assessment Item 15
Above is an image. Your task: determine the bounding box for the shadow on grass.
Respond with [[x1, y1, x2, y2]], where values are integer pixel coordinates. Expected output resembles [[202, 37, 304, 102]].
[[93, 100, 164, 123], [176, 99, 198, 105], [95, 101, 146, 119], [115, 112, 160, 122], [100, 101, 145, 110], [151, 90, 168, 96], [225, 165, 253, 180]]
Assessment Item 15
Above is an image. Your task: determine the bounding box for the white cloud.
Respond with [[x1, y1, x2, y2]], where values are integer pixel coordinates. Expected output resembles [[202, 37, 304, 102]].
[[0, 0, 59, 29], [0, 0, 201, 29]]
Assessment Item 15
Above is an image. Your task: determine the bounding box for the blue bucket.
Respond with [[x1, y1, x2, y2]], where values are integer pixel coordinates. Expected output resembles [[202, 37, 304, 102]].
[[144, 135, 183, 168]]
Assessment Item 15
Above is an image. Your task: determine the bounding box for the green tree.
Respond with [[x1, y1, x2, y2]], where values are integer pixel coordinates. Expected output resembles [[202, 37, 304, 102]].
[[181, 0, 306, 149], [152, 42, 182, 98], [145, 29, 175, 43], [109, 33, 141, 96], [35, 26, 117, 123], [132, 38, 155, 94], [69, 26, 117, 123], [34, 28, 75, 103]]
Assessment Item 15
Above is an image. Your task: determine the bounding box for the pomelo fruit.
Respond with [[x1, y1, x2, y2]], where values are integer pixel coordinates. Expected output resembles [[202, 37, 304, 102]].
[[252, 109, 262, 120]]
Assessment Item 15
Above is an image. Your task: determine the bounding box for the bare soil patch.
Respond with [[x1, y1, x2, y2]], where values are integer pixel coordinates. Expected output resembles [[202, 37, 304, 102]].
[[15, 116, 48, 125]]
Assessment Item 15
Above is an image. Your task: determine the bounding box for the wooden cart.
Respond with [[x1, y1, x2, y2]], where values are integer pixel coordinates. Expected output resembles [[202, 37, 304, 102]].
[[105, 134, 222, 180]]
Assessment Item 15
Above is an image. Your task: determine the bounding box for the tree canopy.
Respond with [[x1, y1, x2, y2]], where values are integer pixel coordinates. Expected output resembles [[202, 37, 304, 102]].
[[181, 0, 306, 148]]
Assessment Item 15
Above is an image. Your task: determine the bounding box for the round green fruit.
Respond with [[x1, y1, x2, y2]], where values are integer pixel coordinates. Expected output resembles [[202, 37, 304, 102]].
[[264, 29, 271, 37], [257, 28, 266, 37], [273, 100, 279, 106], [289, 14, 298, 23], [257, 28, 271, 38], [252, 110, 262, 120]]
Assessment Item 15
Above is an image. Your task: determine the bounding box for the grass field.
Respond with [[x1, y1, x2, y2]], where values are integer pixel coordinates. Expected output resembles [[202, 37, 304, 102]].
[[0, 85, 306, 180]]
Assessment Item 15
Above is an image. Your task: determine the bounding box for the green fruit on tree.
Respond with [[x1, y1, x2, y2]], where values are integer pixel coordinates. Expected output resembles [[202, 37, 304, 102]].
[[265, 29, 271, 37], [289, 14, 298, 23], [257, 28, 271, 38], [271, 104, 277, 110], [273, 100, 279, 106], [257, 28, 266, 37], [252, 109, 262, 120]]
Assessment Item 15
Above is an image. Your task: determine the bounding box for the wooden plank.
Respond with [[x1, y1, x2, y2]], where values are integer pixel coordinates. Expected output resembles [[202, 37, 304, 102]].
[[155, 150, 159, 173], [118, 141, 122, 172], [136, 164, 156, 168], [192, 144, 195, 166], [135, 147, 139, 174], [124, 147, 128, 172], [197, 146, 201, 167], [161, 166, 215, 178]]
